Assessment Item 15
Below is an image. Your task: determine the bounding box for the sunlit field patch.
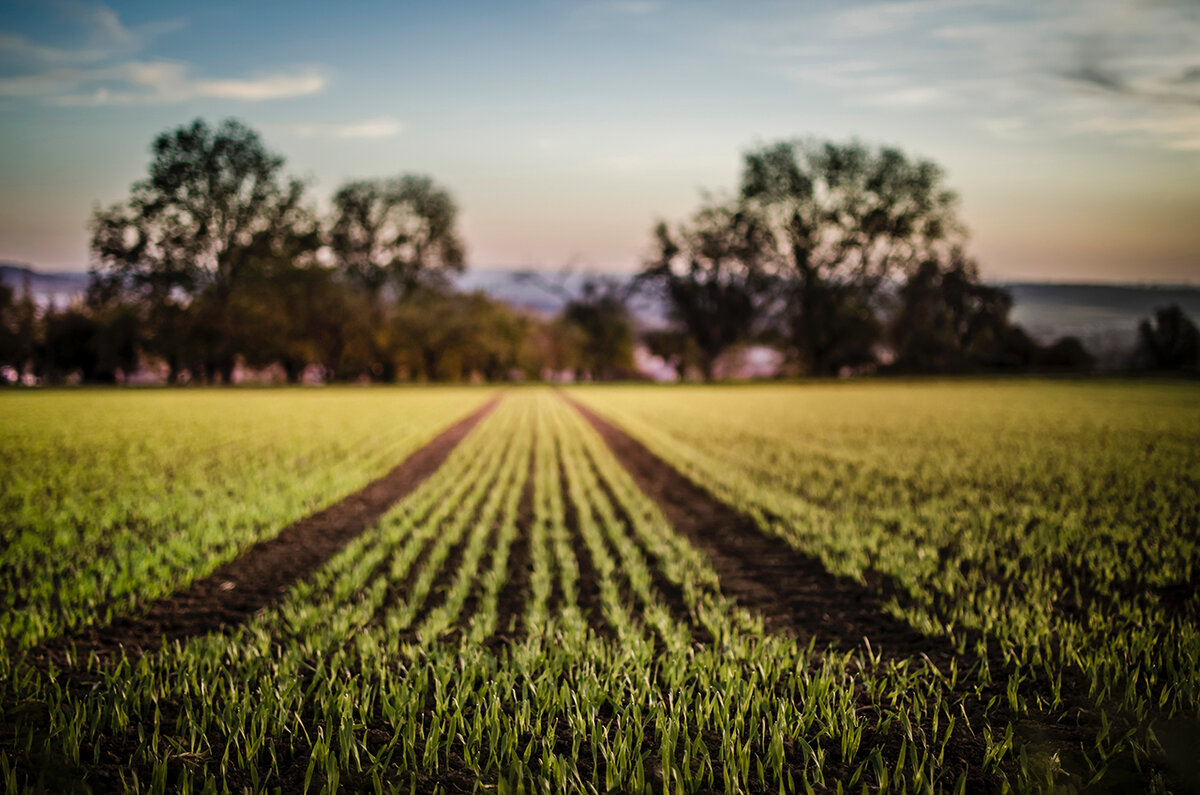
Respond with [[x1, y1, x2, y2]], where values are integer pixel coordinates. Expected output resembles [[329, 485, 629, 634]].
[[2, 381, 1197, 793]]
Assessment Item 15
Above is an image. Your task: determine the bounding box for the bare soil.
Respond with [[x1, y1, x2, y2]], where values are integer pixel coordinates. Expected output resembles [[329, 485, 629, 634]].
[[43, 397, 499, 659], [485, 471, 534, 646], [568, 396, 946, 660]]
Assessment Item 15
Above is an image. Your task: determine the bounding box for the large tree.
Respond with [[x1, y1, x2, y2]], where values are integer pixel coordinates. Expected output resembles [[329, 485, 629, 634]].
[[739, 139, 962, 375], [327, 175, 467, 381], [90, 118, 309, 382], [1134, 305, 1200, 371], [639, 202, 778, 380], [890, 253, 1017, 372], [560, 279, 636, 380], [328, 175, 466, 302]]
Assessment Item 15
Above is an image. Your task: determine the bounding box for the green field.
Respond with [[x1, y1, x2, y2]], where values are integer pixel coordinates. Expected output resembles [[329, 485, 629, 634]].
[[1, 381, 1197, 793]]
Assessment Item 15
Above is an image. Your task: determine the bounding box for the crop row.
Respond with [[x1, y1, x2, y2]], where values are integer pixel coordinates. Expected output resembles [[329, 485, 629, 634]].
[[0, 388, 494, 648], [570, 380, 1200, 791], [2, 388, 1015, 793]]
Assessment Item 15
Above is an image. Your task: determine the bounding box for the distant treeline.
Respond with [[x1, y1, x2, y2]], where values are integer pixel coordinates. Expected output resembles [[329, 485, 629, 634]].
[[0, 119, 1196, 385]]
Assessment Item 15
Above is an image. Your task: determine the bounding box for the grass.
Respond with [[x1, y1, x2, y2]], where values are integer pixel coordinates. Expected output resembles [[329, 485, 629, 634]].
[[571, 379, 1200, 790], [0, 387, 494, 648], [2, 381, 1197, 792]]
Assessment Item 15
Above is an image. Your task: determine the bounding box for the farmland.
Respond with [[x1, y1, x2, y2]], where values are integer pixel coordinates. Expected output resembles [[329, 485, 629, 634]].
[[1, 381, 1198, 793]]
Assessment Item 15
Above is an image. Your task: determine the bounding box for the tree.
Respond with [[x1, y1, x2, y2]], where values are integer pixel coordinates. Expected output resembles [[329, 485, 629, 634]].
[[329, 175, 466, 303], [0, 281, 40, 380], [560, 279, 636, 380], [1134, 305, 1200, 371], [327, 175, 467, 381], [739, 139, 962, 374], [890, 254, 1013, 371], [639, 201, 778, 380], [90, 118, 309, 383]]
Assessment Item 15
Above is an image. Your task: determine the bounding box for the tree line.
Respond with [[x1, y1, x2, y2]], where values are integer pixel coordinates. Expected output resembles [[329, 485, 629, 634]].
[[1, 119, 1196, 384]]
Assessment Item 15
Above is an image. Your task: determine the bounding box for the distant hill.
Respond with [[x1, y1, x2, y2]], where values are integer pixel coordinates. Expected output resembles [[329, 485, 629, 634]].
[[1, 262, 89, 306], [6, 261, 1197, 366], [1004, 282, 1200, 366]]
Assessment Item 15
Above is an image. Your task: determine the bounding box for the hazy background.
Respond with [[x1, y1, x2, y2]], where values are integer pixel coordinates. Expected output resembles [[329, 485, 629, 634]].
[[1, 0, 1198, 282]]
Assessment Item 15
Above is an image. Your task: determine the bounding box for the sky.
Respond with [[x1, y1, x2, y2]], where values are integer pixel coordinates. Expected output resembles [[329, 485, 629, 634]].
[[0, 0, 1198, 284]]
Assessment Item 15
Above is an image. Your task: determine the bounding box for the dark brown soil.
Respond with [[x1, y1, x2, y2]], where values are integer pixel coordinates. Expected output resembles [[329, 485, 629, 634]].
[[556, 441, 616, 641], [581, 444, 715, 646], [567, 396, 1194, 792], [383, 460, 507, 643], [568, 396, 954, 661], [486, 469, 535, 646], [44, 397, 499, 658]]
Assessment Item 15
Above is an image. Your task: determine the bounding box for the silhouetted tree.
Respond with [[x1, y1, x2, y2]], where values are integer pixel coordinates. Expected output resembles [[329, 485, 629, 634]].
[[1134, 305, 1200, 371], [560, 279, 636, 380], [891, 255, 1013, 371], [639, 202, 777, 380], [0, 284, 22, 376], [390, 289, 526, 381], [329, 176, 466, 302], [90, 118, 310, 383], [327, 175, 466, 380], [0, 282, 40, 380], [739, 139, 961, 375], [1035, 336, 1093, 371]]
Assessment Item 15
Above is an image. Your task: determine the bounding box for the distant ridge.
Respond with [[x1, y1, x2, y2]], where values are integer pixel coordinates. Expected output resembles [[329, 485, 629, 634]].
[[0, 262, 89, 305], [5, 262, 1198, 364]]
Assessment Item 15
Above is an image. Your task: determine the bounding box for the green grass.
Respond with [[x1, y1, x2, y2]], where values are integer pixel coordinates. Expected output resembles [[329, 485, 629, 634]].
[[571, 379, 1200, 790], [2, 381, 1196, 793], [0, 387, 495, 648]]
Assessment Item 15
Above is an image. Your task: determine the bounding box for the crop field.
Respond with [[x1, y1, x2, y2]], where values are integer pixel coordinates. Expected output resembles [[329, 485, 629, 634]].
[[1, 381, 1197, 793]]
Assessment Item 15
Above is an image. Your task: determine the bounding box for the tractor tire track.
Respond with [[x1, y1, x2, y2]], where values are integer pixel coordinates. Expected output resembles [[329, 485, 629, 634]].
[[43, 397, 500, 658], [567, 395, 953, 661]]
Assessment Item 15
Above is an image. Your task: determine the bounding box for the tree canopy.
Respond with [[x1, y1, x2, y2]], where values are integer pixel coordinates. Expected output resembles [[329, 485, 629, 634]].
[[639, 137, 1087, 378], [329, 175, 466, 302]]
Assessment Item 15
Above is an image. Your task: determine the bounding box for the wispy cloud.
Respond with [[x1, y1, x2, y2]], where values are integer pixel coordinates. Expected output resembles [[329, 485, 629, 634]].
[[0, 1, 181, 66], [976, 116, 1028, 140], [0, 2, 326, 107], [0, 60, 327, 105], [607, 1, 660, 15], [828, 0, 972, 38], [287, 117, 406, 139], [719, 0, 1200, 151]]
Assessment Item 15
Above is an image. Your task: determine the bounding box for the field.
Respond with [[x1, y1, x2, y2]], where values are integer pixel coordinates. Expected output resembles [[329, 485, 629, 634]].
[[1, 381, 1197, 793]]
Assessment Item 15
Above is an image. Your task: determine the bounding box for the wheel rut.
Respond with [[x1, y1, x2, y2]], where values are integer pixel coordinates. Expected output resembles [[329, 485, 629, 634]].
[[42, 397, 500, 659], [566, 395, 945, 659]]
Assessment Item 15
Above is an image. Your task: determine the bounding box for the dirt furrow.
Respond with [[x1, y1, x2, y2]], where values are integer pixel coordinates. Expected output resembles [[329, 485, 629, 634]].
[[484, 467, 535, 647], [582, 447, 716, 646], [44, 397, 500, 658], [556, 447, 617, 641], [566, 396, 949, 659]]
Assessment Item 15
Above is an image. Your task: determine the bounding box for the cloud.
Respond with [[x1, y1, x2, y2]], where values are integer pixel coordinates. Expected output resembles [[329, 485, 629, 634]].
[[1, 60, 328, 105], [726, 0, 1200, 151], [334, 118, 405, 139], [1066, 106, 1200, 151], [287, 117, 406, 139], [608, 1, 660, 14], [0, 1, 181, 66], [856, 86, 949, 108], [193, 71, 327, 102], [0, 3, 325, 107], [1063, 65, 1126, 93], [828, 0, 971, 38], [976, 116, 1028, 139]]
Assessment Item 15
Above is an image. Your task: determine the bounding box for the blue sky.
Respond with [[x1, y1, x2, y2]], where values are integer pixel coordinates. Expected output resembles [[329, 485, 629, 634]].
[[1, 0, 1198, 282]]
